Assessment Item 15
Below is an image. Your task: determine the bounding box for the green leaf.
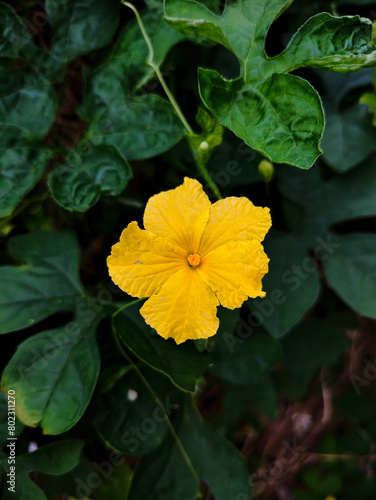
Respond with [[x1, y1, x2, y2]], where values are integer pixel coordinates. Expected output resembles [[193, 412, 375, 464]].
[[249, 231, 320, 338], [278, 159, 376, 247], [208, 328, 281, 384], [95, 368, 175, 455], [78, 1, 186, 160], [323, 234, 376, 319], [80, 91, 185, 160], [129, 432, 197, 499], [46, 0, 120, 79], [128, 400, 252, 500], [165, 1, 376, 79], [199, 70, 324, 169], [97, 2, 185, 95], [223, 376, 278, 419], [1, 300, 105, 434], [320, 69, 374, 108], [48, 145, 132, 212], [0, 3, 51, 71], [272, 13, 376, 74], [165, 0, 376, 168], [321, 101, 376, 172], [93, 463, 133, 500], [0, 230, 85, 334], [113, 307, 212, 392], [283, 319, 349, 382], [317, 70, 376, 172], [0, 66, 57, 140], [0, 144, 53, 218], [0, 440, 83, 500]]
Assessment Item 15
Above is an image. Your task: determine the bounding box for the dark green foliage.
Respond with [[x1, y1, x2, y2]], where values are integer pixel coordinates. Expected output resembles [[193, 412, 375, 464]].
[[1, 1, 376, 499]]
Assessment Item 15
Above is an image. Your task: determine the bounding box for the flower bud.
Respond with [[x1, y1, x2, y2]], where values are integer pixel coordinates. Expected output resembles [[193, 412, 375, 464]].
[[258, 160, 274, 182], [198, 141, 209, 152]]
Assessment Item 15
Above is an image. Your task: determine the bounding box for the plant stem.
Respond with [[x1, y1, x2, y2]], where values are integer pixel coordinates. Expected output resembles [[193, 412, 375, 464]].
[[112, 298, 145, 318], [194, 151, 223, 200], [153, 64, 194, 134], [111, 324, 200, 483], [123, 2, 193, 134], [122, 1, 222, 200]]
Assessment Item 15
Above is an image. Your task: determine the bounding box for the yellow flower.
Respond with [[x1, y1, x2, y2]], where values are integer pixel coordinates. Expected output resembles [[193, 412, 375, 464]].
[[107, 178, 271, 344]]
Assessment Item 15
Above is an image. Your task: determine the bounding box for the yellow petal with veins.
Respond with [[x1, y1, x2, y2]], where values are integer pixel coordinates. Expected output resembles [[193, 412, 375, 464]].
[[198, 197, 271, 256], [197, 240, 269, 309], [140, 267, 219, 344], [144, 177, 210, 254], [107, 221, 187, 298]]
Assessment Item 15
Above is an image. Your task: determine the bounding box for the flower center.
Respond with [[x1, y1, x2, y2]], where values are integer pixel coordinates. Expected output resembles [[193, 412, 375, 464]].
[[187, 253, 201, 267]]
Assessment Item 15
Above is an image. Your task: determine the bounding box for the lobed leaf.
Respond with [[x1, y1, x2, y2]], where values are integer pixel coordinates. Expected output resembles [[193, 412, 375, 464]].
[[165, 0, 376, 168], [165, 0, 292, 77], [272, 13, 376, 74]]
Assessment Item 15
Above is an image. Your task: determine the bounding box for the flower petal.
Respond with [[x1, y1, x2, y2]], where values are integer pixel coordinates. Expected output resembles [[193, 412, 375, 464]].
[[107, 221, 187, 298], [197, 240, 269, 309], [144, 177, 211, 254], [140, 267, 219, 344], [198, 197, 271, 256]]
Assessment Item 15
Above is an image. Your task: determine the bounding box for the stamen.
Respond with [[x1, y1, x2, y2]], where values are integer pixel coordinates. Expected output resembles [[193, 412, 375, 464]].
[[187, 253, 201, 267]]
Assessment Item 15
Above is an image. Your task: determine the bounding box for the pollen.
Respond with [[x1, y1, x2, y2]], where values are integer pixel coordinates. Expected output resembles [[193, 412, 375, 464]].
[[187, 253, 201, 267]]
